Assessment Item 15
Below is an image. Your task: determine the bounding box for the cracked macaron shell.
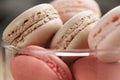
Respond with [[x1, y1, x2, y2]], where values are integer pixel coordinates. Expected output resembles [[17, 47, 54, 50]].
[[51, 0, 101, 23], [10, 46, 73, 80], [2, 4, 63, 47], [88, 6, 120, 62]]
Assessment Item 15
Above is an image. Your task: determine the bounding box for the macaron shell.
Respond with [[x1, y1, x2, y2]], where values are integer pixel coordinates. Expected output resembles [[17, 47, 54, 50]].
[[51, 0, 101, 23], [88, 6, 120, 49], [11, 55, 59, 80], [16, 19, 62, 47], [50, 11, 99, 49], [71, 56, 120, 80], [3, 4, 53, 41], [50, 11, 99, 65], [88, 6, 120, 62], [10, 46, 72, 80], [60, 22, 98, 65], [96, 26, 120, 62], [67, 22, 98, 49], [2, 4, 63, 47]]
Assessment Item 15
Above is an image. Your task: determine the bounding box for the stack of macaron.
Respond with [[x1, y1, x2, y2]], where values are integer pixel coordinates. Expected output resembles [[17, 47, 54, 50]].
[[1, 0, 120, 80]]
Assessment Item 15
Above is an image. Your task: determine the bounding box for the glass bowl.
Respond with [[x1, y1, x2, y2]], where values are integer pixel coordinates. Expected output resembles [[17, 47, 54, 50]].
[[1, 41, 120, 80]]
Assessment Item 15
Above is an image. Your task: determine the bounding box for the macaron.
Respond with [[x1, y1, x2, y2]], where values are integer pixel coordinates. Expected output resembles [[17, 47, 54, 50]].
[[10, 45, 72, 80], [71, 56, 120, 80], [88, 6, 120, 62], [50, 11, 99, 64], [2, 4, 63, 48], [51, 0, 101, 23]]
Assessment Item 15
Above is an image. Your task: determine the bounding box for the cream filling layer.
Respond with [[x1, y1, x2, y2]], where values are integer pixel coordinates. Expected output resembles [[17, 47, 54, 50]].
[[12, 14, 59, 46], [93, 15, 120, 49], [5, 8, 59, 45], [57, 14, 98, 49]]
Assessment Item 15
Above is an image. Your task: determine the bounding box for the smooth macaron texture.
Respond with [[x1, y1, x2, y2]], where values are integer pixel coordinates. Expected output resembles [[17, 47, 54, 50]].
[[88, 6, 120, 62], [10, 45, 72, 80], [51, 0, 101, 23], [2, 4, 63, 48], [50, 11, 99, 64], [71, 56, 120, 80]]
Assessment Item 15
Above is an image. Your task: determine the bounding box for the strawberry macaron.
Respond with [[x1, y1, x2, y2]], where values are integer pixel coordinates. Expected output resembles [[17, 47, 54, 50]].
[[71, 56, 120, 80], [10, 45, 72, 80]]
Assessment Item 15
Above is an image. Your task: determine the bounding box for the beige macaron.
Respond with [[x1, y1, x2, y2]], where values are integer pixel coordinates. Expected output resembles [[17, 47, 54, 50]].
[[88, 6, 120, 63], [2, 4, 63, 48], [50, 11, 99, 64], [51, 0, 101, 23]]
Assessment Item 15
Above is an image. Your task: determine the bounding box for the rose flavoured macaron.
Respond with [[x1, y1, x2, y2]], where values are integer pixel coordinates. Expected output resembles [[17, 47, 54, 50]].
[[88, 6, 120, 63], [50, 11, 99, 65], [2, 4, 63, 48], [10, 45, 73, 80], [71, 56, 120, 80], [51, 0, 101, 23]]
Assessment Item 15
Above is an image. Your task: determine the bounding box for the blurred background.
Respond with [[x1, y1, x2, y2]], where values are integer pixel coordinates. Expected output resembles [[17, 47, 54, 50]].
[[0, 0, 120, 40]]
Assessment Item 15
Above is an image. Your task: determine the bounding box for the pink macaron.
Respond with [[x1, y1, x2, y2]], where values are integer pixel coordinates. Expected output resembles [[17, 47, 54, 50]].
[[51, 0, 101, 23], [71, 56, 120, 80], [10, 45, 72, 80]]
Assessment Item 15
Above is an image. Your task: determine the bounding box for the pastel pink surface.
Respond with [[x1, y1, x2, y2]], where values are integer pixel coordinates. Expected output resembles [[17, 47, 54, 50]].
[[71, 57, 120, 80], [51, 0, 101, 23], [10, 46, 72, 80]]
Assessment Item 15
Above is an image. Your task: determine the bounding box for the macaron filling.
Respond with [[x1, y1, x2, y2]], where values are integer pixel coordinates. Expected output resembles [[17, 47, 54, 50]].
[[14, 53, 68, 80], [56, 14, 98, 49], [93, 15, 120, 49], [4, 8, 59, 46]]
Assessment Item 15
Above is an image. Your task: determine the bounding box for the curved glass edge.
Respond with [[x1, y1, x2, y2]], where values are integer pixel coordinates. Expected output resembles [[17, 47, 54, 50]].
[[1, 41, 120, 80], [0, 41, 14, 80], [1, 41, 120, 57], [0, 42, 4, 80]]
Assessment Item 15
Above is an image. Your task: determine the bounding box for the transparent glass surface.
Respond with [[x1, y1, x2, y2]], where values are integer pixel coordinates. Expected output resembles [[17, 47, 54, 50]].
[[1, 42, 120, 80], [0, 45, 4, 80]]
